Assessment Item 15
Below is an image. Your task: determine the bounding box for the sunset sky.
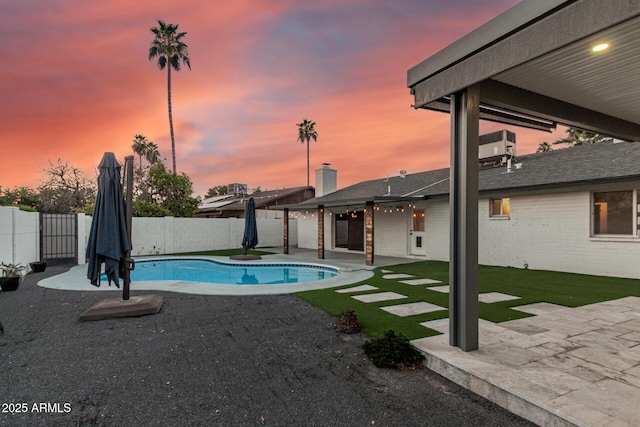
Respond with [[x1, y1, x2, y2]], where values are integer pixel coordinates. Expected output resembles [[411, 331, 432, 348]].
[[1, 0, 565, 197]]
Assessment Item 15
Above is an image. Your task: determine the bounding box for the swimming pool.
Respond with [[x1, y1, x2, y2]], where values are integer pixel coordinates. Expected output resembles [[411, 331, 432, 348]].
[[38, 254, 374, 295], [122, 258, 340, 285]]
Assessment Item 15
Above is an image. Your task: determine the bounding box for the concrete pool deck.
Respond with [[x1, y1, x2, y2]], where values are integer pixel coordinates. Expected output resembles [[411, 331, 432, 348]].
[[37, 248, 417, 295]]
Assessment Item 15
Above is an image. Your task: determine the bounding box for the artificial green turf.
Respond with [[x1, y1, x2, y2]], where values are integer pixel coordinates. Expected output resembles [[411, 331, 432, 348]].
[[296, 261, 640, 340]]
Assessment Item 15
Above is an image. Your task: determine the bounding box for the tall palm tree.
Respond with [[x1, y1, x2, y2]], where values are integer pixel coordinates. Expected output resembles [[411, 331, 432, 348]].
[[296, 119, 318, 187], [132, 134, 150, 168], [148, 20, 191, 174]]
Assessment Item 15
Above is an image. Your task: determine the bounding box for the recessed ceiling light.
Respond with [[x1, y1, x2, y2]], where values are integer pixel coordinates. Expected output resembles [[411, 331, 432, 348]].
[[592, 43, 609, 52]]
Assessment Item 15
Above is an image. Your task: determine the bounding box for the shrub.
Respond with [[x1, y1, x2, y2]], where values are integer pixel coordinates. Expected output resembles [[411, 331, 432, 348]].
[[133, 200, 173, 217], [16, 204, 38, 212], [362, 330, 425, 369], [334, 310, 361, 334]]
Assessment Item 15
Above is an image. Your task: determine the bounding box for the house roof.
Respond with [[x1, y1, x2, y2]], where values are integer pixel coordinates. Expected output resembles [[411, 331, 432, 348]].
[[289, 141, 640, 209], [199, 194, 236, 210], [199, 186, 313, 213], [407, 0, 640, 140]]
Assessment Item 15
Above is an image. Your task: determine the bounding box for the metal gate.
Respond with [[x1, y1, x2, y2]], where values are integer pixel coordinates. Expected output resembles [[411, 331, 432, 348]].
[[40, 213, 78, 266]]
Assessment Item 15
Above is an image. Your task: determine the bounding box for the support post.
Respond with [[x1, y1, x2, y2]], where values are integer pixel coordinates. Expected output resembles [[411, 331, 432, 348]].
[[283, 208, 289, 255], [449, 87, 479, 351], [123, 156, 134, 301], [365, 201, 374, 266], [318, 205, 324, 259]]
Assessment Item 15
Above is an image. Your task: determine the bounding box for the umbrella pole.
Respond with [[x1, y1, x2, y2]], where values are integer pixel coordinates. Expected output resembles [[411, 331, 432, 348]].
[[123, 156, 134, 301]]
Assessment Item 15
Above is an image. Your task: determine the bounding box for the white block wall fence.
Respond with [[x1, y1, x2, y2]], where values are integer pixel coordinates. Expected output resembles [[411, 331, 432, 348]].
[[119, 216, 297, 257], [0, 206, 297, 267], [0, 207, 40, 269]]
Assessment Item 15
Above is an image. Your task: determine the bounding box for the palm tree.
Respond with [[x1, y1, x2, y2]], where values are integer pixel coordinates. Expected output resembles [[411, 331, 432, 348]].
[[144, 142, 161, 165], [132, 134, 150, 168], [296, 119, 318, 187], [536, 142, 553, 153], [148, 20, 191, 174]]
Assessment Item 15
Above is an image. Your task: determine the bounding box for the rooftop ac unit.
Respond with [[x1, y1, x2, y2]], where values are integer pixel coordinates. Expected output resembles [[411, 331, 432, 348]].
[[479, 130, 516, 161]]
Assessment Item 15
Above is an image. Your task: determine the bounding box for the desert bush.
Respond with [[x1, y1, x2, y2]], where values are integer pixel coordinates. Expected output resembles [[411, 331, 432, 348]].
[[334, 310, 361, 334], [362, 330, 425, 369]]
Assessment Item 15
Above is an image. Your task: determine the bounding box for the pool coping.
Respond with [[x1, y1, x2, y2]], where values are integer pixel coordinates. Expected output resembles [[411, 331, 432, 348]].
[[37, 255, 374, 295]]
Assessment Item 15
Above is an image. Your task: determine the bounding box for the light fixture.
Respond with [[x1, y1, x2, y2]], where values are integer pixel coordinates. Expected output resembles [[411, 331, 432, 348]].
[[592, 42, 609, 52]]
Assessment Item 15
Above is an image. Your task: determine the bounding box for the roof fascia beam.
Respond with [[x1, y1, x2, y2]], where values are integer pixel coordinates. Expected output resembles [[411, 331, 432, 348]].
[[407, 0, 570, 87], [423, 99, 556, 132], [478, 79, 640, 141], [409, 0, 640, 104]]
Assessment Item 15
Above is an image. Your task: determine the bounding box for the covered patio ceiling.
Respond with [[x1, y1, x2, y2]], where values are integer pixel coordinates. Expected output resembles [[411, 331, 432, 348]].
[[408, 0, 640, 140]]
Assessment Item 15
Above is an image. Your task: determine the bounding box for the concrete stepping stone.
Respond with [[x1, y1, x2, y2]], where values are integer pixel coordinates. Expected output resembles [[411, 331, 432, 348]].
[[381, 301, 445, 317], [420, 318, 449, 333], [335, 284, 378, 293], [400, 278, 442, 285], [382, 273, 414, 279], [352, 292, 407, 303], [478, 292, 521, 303], [380, 269, 393, 273], [512, 302, 568, 315], [428, 285, 450, 293]]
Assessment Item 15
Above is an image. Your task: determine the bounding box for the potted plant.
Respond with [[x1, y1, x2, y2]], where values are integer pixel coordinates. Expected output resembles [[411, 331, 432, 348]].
[[0, 262, 26, 292], [29, 260, 47, 273]]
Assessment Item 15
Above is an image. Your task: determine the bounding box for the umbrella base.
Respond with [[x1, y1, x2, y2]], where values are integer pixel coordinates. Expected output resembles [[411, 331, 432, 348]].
[[229, 255, 262, 260], [79, 294, 164, 322]]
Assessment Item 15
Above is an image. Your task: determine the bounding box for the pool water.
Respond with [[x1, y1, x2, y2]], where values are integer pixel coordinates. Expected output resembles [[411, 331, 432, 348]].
[[119, 259, 339, 285]]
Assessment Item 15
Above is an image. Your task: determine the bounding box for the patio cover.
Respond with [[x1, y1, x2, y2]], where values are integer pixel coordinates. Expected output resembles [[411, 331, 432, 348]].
[[407, 0, 640, 351]]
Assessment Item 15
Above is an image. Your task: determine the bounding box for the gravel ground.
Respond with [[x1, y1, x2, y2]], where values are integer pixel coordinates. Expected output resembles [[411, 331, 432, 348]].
[[0, 266, 534, 427]]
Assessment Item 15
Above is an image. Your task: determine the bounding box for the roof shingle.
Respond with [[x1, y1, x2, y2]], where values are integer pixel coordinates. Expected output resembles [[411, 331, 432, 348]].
[[292, 141, 640, 208]]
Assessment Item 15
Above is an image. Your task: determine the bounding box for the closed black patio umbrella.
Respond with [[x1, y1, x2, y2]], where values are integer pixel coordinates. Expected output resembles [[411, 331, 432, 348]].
[[241, 197, 258, 255], [80, 155, 163, 322], [86, 152, 130, 287]]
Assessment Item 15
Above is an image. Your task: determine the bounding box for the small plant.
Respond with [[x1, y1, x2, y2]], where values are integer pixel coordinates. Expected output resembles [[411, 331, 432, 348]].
[[335, 309, 361, 334], [0, 262, 26, 278], [362, 330, 425, 369]]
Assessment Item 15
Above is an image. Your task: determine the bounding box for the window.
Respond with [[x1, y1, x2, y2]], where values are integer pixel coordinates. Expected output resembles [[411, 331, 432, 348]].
[[490, 198, 510, 217], [412, 209, 425, 231], [593, 191, 633, 235]]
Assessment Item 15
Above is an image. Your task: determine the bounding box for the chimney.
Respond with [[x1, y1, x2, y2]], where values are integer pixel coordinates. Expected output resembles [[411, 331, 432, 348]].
[[315, 163, 337, 196]]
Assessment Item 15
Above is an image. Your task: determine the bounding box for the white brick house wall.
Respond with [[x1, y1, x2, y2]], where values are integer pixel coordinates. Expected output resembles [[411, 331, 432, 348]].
[[295, 191, 640, 279], [373, 210, 409, 256], [296, 214, 318, 249], [424, 200, 450, 261]]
